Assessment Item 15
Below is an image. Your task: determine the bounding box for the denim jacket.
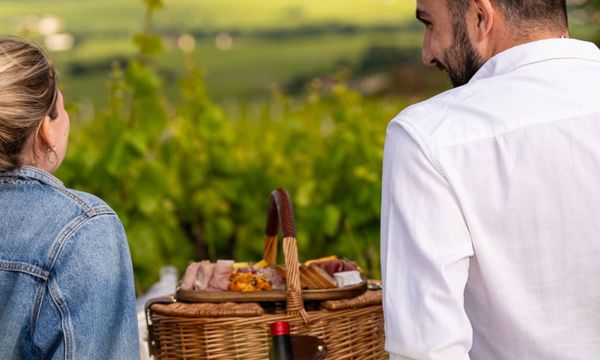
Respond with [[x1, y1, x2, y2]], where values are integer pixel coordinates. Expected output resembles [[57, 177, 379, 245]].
[[0, 166, 139, 359]]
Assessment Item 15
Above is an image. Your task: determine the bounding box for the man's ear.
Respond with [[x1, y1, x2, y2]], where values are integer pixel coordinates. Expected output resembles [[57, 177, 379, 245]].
[[472, 0, 495, 41], [38, 115, 54, 149]]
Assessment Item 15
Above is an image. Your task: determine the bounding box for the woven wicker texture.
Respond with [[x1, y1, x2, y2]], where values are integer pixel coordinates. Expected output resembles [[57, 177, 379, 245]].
[[151, 301, 264, 318], [147, 188, 386, 359], [320, 289, 382, 311], [149, 300, 385, 359]]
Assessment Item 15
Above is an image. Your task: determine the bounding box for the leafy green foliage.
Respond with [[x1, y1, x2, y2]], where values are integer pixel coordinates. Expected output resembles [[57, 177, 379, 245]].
[[143, 0, 164, 13], [56, 1, 412, 293], [585, 0, 600, 42]]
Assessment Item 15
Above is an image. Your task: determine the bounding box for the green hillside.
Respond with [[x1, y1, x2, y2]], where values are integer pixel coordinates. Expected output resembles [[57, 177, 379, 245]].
[[0, 0, 421, 107]]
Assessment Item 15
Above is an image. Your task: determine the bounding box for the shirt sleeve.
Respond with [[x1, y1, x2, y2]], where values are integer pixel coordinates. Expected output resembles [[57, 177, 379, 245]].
[[36, 212, 140, 360], [380, 121, 473, 360]]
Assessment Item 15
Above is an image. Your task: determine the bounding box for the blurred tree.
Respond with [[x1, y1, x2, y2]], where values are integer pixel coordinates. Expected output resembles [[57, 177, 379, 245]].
[[58, 0, 401, 292], [578, 0, 600, 43]]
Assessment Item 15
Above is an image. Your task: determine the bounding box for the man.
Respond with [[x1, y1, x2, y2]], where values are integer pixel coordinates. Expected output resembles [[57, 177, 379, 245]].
[[380, 0, 600, 358]]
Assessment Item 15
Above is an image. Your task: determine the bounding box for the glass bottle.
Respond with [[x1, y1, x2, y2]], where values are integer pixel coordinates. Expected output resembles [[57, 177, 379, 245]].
[[269, 321, 294, 360]]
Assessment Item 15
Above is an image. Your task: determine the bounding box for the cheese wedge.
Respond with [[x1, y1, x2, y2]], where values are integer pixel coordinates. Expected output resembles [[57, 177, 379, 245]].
[[253, 259, 269, 269], [333, 270, 363, 288], [304, 255, 338, 267]]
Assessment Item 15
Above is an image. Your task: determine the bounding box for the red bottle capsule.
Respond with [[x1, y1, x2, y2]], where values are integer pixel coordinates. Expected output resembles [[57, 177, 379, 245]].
[[269, 321, 294, 360]]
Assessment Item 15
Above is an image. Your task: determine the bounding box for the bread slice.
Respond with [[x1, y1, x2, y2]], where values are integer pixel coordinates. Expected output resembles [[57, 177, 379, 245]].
[[299, 264, 337, 289], [277, 264, 338, 289]]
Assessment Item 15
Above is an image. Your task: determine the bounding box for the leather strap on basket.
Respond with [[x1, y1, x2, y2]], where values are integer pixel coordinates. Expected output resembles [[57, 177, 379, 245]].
[[263, 188, 296, 264], [262, 188, 309, 323]]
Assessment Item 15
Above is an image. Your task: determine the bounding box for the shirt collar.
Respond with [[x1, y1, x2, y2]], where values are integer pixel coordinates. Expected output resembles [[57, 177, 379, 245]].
[[0, 165, 64, 188], [470, 38, 600, 83]]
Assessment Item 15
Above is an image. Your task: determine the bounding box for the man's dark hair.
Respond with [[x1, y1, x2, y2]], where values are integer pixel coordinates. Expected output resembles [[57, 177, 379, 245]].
[[448, 0, 568, 30]]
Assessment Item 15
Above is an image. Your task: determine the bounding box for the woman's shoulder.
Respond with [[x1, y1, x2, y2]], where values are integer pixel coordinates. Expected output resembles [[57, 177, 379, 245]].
[[0, 168, 124, 270], [58, 187, 117, 217], [3, 166, 118, 219], [33, 185, 123, 241]]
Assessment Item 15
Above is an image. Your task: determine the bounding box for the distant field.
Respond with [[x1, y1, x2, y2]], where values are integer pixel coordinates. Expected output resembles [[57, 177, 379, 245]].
[[51, 31, 424, 103], [0, 0, 416, 33], [0, 0, 594, 108], [0, 0, 421, 107]]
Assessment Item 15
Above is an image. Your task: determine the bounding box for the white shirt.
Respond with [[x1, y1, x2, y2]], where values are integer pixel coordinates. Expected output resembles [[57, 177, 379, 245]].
[[381, 38, 600, 360]]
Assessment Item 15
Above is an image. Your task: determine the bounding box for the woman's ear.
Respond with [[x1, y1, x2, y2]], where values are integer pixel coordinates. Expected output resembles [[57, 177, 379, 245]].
[[472, 0, 495, 41], [38, 115, 55, 149]]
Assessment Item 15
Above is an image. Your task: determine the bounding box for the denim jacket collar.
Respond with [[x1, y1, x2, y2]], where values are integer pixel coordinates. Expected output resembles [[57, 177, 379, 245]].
[[0, 165, 64, 188]]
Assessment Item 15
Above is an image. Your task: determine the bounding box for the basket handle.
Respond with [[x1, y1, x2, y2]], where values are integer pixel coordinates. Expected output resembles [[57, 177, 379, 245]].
[[262, 188, 309, 321], [263, 188, 296, 264]]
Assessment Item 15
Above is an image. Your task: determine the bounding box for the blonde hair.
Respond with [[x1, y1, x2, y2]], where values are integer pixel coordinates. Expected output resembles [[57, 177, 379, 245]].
[[0, 36, 58, 171]]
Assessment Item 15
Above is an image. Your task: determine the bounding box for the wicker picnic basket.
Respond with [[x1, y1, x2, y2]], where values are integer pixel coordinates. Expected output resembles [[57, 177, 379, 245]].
[[146, 188, 386, 359]]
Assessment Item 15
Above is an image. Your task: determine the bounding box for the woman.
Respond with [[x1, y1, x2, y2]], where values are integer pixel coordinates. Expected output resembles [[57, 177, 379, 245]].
[[0, 37, 139, 359]]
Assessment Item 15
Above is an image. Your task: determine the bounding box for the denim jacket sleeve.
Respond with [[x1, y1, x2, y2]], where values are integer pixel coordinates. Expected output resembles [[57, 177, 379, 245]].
[[35, 211, 140, 360]]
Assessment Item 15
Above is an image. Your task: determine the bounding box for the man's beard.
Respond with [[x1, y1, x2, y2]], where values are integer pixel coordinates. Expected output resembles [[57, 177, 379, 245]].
[[439, 19, 485, 87]]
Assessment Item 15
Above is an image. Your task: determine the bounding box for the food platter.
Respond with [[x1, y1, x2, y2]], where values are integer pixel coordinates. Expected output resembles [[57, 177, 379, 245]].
[[176, 280, 368, 303]]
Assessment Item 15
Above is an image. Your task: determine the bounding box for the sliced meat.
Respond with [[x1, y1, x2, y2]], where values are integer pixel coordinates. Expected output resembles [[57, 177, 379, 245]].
[[257, 267, 286, 290], [193, 260, 215, 291], [208, 260, 234, 291], [180, 262, 201, 291]]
